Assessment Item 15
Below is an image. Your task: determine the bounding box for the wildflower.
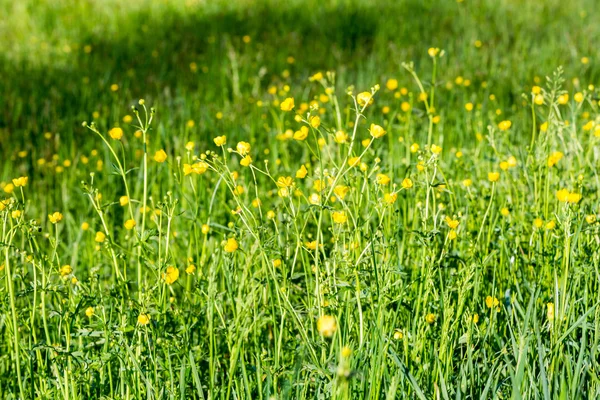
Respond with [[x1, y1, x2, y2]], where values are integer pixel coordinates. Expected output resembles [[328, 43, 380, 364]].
[[163, 266, 179, 285], [556, 189, 570, 202], [465, 103, 474, 111], [448, 229, 457, 240], [383, 192, 398, 204], [12, 176, 28, 187], [386, 78, 398, 91], [95, 231, 106, 243], [472, 314, 479, 324], [296, 165, 308, 179], [183, 162, 209, 176], [532, 86, 541, 94], [240, 155, 252, 167], [534, 94, 544, 105], [332, 211, 347, 224], [498, 120, 512, 131], [310, 72, 323, 81], [124, 219, 136, 230], [334, 131, 348, 144], [224, 237, 239, 253], [317, 315, 337, 337], [357, 92, 374, 107], [501, 207, 510, 217], [369, 124, 386, 139], [154, 149, 167, 163], [445, 216, 459, 229], [557, 94, 569, 104], [276, 176, 293, 189], [393, 329, 403, 340], [401, 178, 413, 189], [566, 192, 581, 204], [60, 265, 73, 277], [109, 127, 123, 140], [333, 185, 349, 199], [214, 135, 227, 146], [3, 183, 14, 194], [201, 224, 210, 234], [540, 122, 548, 132], [428, 47, 440, 57], [586, 215, 596, 224], [186, 264, 196, 275], [545, 220, 556, 230], [547, 151, 563, 167], [236, 141, 251, 155], [294, 126, 309, 141], [347, 157, 360, 167], [431, 145, 442, 155], [410, 143, 419, 153], [81, 222, 90, 230], [137, 313, 150, 325], [376, 173, 391, 185], [488, 172, 500, 182], [574, 92, 584, 103], [485, 296, 499, 308], [547, 302, 554, 321], [533, 218, 543, 229], [425, 313, 436, 324], [49, 212, 63, 224], [280, 97, 295, 111], [310, 115, 321, 129], [85, 307, 95, 318]]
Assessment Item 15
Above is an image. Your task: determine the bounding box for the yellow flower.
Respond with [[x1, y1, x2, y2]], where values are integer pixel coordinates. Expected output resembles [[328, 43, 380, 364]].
[[556, 188, 570, 202], [485, 296, 499, 308], [410, 143, 420, 153], [272, 259, 282, 268], [293, 126, 309, 141], [574, 92, 584, 103], [428, 47, 440, 57], [465, 102, 474, 111], [3, 183, 14, 194], [357, 92, 374, 107], [85, 307, 95, 318], [401, 178, 413, 189], [310, 115, 321, 129], [386, 78, 398, 91], [448, 229, 457, 240], [401, 102, 412, 112], [276, 176, 293, 188], [214, 135, 227, 146], [60, 265, 73, 277], [309, 72, 323, 81], [49, 212, 63, 224], [280, 97, 295, 111], [393, 329, 403, 340], [533, 218, 543, 228], [566, 192, 581, 204], [224, 237, 239, 253], [383, 192, 398, 204], [332, 211, 347, 224], [334, 130, 348, 144], [532, 86, 541, 94], [163, 266, 179, 285], [109, 127, 123, 140], [534, 94, 544, 105], [153, 149, 167, 163], [296, 165, 308, 179], [81, 222, 90, 231], [317, 315, 337, 337], [376, 173, 391, 185], [547, 151, 563, 167], [501, 207, 510, 217], [547, 302, 554, 321], [425, 313, 436, 324], [201, 224, 210, 234], [498, 120, 512, 131], [472, 314, 479, 324], [557, 94, 569, 104], [333, 185, 350, 199], [240, 155, 252, 167], [12, 176, 28, 187], [431, 144, 442, 155], [124, 219, 136, 230], [183, 162, 209, 176], [185, 141, 195, 151], [540, 122, 548, 132], [586, 215, 596, 224], [95, 231, 106, 243], [545, 220, 556, 230], [347, 157, 360, 167], [369, 124, 386, 139], [445, 216, 459, 229], [236, 141, 251, 155], [488, 172, 500, 182], [186, 264, 196, 275], [137, 313, 150, 325]]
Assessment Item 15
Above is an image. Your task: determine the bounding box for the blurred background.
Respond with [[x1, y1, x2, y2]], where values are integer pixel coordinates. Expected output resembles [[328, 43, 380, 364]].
[[1, 0, 598, 168]]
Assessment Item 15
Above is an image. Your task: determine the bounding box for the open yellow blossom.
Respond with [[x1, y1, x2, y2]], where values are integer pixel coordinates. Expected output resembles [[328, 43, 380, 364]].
[[153, 149, 167, 163], [369, 124, 386, 138], [376, 173, 391, 185], [317, 315, 337, 337], [310, 115, 321, 128], [108, 127, 123, 140], [547, 151, 563, 167], [296, 165, 308, 178], [119, 196, 129, 206], [49, 212, 63, 224], [13, 176, 28, 187], [333, 185, 350, 199], [293, 126, 309, 141], [445, 216, 459, 229], [124, 219, 136, 230], [3, 183, 14, 194], [183, 162, 209, 176], [347, 157, 360, 167], [138, 313, 150, 325], [431, 144, 442, 155], [163, 266, 179, 284], [425, 313, 436, 324], [485, 296, 499, 308], [334, 130, 348, 143], [448, 230, 457, 240], [85, 307, 95, 318], [332, 211, 347, 224], [533, 218, 544, 228], [386, 78, 398, 91], [236, 141, 251, 155], [280, 97, 295, 111], [401, 178, 413, 189], [488, 172, 500, 182], [357, 91, 374, 107], [60, 264, 73, 277], [214, 135, 227, 146], [574, 92, 584, 103], [498, 120, 512, 131], [240, 155, 252, 167], [95, 231, 106, 243], [224, 237, 239, 253], [276, 176, 293, 188], [383, 192, 398, 204]]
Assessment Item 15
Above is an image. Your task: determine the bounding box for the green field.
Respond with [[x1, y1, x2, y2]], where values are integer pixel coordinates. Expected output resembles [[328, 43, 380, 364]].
[[2, 0, 600, 398]]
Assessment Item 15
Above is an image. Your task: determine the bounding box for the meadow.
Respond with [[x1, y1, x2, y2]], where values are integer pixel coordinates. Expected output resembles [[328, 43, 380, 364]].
[[1, 0, 600, 398]]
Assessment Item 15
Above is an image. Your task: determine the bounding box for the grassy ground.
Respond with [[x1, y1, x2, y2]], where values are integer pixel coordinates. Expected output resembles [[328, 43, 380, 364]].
[[1, 0, 600, 398]]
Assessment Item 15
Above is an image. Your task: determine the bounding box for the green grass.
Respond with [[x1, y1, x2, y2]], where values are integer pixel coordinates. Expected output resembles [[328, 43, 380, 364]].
[[1, 0, 600, 398]]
